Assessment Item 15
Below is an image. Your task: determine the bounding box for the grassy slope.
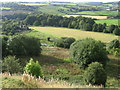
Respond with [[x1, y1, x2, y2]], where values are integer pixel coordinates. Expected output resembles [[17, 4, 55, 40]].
[[38, 5, 72, 15], [1, 46, 120, 88], [1, 30, 119, 88], [30, 26, 118, 43], [95, 19, 119, 25], [74, 11, 118, 16]]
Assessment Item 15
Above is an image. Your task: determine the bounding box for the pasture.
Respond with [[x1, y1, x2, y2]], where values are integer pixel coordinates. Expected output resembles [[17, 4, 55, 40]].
[[37, 5, 72, 15], [74, 11, 118, 16], [30, 26, 118, 43], [95, 19, 119, 25]]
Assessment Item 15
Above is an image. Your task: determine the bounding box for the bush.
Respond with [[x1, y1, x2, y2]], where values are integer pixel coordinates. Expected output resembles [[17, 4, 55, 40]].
[[24, 58, 43, 78], [8, 35, 41, 56], [54, 37, 75, 48], [113, 27, 120, 36], [84, 62, 107, 86], [3, 56, 22, 74], [108, 39, 120, 49], [107, 48, 120, 56], [70, 38, 109, 69]]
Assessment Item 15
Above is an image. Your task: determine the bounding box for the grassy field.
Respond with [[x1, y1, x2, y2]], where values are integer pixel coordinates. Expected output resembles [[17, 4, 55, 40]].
[[51, 3, 76, 5], [95, 19, 119, 25], [74, 11, 118, 16], [38, 5, 72, 15], [19, 2, 76, 6], [30, 26, 118, 43]]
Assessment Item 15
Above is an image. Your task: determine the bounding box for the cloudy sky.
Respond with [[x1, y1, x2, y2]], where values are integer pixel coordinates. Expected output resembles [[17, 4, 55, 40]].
[[1, 0, 120, 2]]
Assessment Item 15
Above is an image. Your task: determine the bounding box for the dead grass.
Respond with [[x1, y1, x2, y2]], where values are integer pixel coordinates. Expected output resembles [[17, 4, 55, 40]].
[[1, 73, 103, 88]]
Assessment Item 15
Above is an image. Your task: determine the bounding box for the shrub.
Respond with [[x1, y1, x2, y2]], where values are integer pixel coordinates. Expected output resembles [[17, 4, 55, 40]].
[[8, 35, 41, 56], [108, 39, 120, 49], [107, 48, 120, 56], [54, 37, 75, 48], [56, 68, 69, 75], [70, 38, 109, 69], [24, 58, 43, 78], [84, 62, 107, 86], [3, 56, 22, 74], [113, 27, 120, 36]]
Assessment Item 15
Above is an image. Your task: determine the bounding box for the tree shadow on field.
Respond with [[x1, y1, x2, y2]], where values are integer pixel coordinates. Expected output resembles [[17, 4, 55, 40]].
[[30, 54, 68, 66], [106, 56, 120, 79]]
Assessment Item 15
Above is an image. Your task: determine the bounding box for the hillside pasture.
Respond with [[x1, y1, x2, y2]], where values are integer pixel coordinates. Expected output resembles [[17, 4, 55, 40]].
[[38, 5, 73, 15], [30, 26, 118, 43], [64, 15, 108, 19], [74, 11, 118, 16], [95, 19, 119, 25]]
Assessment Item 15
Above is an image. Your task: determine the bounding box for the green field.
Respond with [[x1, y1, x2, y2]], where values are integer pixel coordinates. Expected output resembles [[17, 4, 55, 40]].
[[75, 11, 118, 16], [51, 3, 76, 5], [95, 19, 119, 25], [38, 5, 72, 15], [30, 26, 118, 43]]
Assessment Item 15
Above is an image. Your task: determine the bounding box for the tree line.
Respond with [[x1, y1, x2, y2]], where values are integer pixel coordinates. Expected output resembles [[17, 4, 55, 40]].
[[24, 14, 120, 35], [2, 13, 120, 36]]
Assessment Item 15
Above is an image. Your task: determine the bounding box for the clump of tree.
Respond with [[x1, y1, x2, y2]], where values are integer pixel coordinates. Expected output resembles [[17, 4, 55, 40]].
[[24, 58, 43, 78], [2, 56, 22, 74], [24, 14, 95, 30], [70, 38, 109, 69], [8, 35, 41, 56], [54, 37, 75, 48], [2, 21, 30, 35], [2, 35, 42, 57], [84, 62, 107, 87]]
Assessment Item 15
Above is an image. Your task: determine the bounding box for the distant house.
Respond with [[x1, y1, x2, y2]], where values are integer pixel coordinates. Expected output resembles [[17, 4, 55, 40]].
[[106, 9, 110, 11], [19, 22, 29, 30]]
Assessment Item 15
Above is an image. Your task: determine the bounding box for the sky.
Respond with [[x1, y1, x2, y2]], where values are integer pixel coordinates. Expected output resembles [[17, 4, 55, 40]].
[[1, 0, 120, 3]]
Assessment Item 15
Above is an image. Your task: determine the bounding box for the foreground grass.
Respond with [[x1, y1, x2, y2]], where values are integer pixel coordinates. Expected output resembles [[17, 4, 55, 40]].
[[30, 26, 118, 43], [95, 19, 119, 25], [1, 74, 99, 88]]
